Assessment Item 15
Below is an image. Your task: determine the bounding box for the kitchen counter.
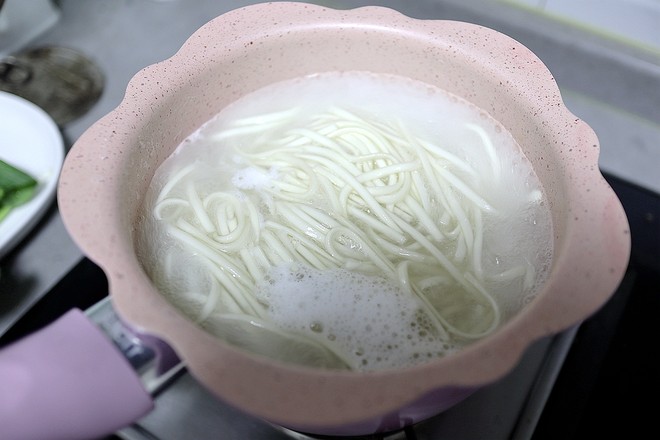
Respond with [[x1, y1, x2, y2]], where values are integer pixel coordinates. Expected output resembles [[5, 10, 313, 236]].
[[0, 1, 658, 439]]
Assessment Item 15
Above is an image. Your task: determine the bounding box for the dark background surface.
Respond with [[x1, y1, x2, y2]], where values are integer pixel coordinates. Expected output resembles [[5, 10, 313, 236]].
[[533, 173, 660, 440]]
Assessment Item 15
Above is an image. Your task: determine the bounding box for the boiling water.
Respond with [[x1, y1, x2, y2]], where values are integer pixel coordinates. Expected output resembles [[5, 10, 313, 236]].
[[136, 71, 553, 371]]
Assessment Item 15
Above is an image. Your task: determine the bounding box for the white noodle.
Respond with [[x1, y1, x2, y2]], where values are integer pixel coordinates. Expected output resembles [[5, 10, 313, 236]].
[[146, 102, 549, 368]]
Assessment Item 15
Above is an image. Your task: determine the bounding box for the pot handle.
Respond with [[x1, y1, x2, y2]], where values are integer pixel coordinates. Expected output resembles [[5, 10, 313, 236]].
[[0, 308, 154, 440]]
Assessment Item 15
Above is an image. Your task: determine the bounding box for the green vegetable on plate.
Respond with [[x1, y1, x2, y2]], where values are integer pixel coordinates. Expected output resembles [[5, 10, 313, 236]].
[[0, 159, 38, 222]]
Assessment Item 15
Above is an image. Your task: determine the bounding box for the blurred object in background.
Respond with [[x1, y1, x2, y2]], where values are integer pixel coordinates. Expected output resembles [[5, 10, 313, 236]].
[[0, 46, 104, 126], [0, 0, 104, 126], [0, 0, 61, 56], [505, 0, 660, 61]]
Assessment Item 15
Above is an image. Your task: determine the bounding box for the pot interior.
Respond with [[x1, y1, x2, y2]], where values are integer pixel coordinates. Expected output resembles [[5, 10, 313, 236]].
[[121, 23, 571, 243]]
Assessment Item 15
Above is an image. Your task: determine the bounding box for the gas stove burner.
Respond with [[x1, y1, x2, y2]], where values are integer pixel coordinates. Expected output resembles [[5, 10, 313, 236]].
[[0, 45, 104, 125], [276, 425, 417, 440]]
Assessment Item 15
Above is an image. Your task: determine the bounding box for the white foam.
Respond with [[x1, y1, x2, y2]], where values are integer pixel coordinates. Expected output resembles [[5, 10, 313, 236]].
[[257, 264, 457, 371], [231, 166, 278, 190]]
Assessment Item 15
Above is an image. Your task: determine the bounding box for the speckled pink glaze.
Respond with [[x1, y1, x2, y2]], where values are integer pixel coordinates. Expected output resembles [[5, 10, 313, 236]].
[[57, 2, 630, 436]]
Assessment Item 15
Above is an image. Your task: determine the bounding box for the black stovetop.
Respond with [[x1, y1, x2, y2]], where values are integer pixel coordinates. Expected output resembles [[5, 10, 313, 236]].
[[534, 173, 660, 440], [2, 172, 658, 439]]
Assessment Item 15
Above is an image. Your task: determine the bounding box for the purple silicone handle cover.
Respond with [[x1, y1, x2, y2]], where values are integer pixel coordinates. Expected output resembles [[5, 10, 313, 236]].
[[0, 309, 154, 440]]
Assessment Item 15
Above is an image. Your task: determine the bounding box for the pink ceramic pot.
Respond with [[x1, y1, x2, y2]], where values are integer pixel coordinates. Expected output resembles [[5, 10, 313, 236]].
[[57, 2, 630, 436]]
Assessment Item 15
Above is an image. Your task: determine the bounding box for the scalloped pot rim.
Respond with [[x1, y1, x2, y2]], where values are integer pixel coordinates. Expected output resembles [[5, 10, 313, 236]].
[[57, 2, 630, 436]]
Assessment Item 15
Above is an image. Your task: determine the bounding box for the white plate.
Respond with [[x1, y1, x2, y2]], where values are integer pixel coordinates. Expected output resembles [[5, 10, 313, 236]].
[[0, 91, 64, 260]]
